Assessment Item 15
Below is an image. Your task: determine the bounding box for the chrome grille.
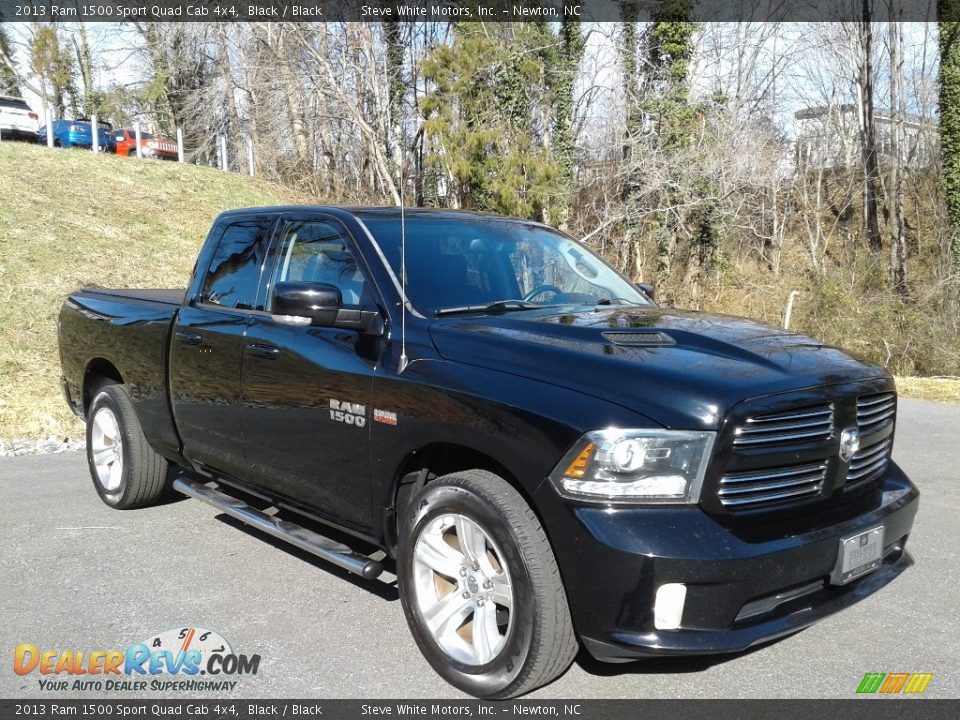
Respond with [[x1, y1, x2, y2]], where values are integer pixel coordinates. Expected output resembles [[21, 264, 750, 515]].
[[845, 437, 892, 489], [719, 462, 827, 507], [733, 404, 834, 447], [857, 393, 896, 434]]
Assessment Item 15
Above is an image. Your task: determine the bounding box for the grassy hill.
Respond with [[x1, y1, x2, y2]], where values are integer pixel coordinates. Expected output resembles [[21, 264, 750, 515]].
[[1, 141, 957, 442], [0, 141, 311, 439]]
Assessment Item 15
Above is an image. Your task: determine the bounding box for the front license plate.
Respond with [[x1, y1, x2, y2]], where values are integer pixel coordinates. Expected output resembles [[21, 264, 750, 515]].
[[831, 525, 885, 585]]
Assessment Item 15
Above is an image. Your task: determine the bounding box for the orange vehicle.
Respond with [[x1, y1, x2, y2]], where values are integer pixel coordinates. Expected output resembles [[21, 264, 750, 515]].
[[113, 127, 178, 160]]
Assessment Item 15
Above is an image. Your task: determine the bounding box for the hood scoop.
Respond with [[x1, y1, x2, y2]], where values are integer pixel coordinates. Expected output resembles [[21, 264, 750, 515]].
[[601, 330, 676, 347]]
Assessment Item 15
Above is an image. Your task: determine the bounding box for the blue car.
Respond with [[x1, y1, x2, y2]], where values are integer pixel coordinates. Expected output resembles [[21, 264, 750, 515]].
[[38, 119, 116, 152]]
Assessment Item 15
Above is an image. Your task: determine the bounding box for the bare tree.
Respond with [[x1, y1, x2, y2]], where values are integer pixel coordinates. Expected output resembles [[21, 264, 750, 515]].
[[888, 9, 909, 296], [855, 9, 885, 252]]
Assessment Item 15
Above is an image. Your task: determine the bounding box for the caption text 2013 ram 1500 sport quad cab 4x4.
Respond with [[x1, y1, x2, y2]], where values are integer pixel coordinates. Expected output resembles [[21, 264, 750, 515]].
[[58, 207, 919, 698]]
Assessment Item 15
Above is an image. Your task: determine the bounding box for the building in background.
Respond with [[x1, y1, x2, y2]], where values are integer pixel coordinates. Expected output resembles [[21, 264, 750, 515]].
[[794, 104, 936, 170]]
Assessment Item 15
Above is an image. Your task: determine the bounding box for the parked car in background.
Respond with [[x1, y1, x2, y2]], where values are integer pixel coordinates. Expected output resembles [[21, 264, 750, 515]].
[[113, 127, 178, 160], [0, 95, 39, 142], [39, 119, 115, 152]]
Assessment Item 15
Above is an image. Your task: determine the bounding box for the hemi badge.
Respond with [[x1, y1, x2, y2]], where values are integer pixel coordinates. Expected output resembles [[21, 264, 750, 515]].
[[373, 409, 398, 426]]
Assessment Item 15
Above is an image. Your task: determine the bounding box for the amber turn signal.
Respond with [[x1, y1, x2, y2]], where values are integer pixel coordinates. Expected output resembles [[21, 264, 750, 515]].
[[563, 442, 594, 478]]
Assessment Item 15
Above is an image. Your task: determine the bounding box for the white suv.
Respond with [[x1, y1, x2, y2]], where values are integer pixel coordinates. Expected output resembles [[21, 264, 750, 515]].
[[0, 95, 39, 142]]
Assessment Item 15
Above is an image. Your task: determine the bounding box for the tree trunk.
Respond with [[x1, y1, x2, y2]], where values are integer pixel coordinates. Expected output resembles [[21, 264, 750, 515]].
[[275, 28, 310, 169], [888, 15, 909, 297], [0, 17, 19, 96], [217, 25, 243, 166], [620, 19, 639, 177], [857, 5, 883, 253], [552, 12, 584, 231], [383, 22, 405, 186], [620, 14, 641, 278], [134, 23, 179, 135], [71, 26, 95, 115]]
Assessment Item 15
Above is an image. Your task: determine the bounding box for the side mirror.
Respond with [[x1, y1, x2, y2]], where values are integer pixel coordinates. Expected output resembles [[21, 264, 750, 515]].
[[636, 282, 655, 300], [271, 281, 384, 335], [273, 281, 341, 327]]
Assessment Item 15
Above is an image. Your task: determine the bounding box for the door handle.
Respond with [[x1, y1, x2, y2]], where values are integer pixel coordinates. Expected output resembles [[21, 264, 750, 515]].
[[245, 343, 280, 360], [175, 331, 202, 346]]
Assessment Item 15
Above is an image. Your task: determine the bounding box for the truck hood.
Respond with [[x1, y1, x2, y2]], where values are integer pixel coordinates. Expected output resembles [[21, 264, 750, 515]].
[[428, 306, 886, 429]]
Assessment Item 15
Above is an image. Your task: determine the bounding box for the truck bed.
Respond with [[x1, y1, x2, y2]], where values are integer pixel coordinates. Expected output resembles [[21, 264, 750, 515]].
[[59, 287, 185, 456], [79, 288, 186, 305]]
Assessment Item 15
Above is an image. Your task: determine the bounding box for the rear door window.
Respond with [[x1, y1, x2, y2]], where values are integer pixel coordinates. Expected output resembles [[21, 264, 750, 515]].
[[201, 218, 276, 310], [0, 98, 31, 111]]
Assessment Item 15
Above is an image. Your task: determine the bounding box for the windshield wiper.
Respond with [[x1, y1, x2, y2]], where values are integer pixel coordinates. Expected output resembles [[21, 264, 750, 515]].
[[435, 300, 547, 317], [596, 297, 642, 306]]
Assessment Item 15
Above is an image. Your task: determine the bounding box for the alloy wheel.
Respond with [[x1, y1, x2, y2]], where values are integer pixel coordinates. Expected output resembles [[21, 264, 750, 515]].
[[411, 513, 514, 666]]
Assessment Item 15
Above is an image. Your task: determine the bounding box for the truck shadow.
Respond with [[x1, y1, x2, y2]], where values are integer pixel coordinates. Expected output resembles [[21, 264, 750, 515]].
[[153, 467, 194, 506], [212, 513, 400, 602]]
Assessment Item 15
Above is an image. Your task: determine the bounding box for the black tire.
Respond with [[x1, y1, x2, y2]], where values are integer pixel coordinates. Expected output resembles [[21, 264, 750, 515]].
[[85, 384, 169, 509], [397, 470, 577, 698]]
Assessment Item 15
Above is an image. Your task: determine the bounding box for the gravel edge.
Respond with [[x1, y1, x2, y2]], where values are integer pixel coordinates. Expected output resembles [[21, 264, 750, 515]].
[[0, 437, 84, 458]]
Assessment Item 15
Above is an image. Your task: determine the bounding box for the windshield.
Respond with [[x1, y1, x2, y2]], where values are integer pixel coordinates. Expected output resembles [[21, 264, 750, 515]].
[[361, 215, 652, 315]]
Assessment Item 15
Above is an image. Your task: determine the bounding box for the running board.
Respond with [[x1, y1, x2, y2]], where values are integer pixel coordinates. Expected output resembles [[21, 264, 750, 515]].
[[173, 477, 384, 580]]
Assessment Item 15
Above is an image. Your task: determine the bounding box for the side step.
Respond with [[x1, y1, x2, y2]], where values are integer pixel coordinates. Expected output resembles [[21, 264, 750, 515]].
[[173, 477, 384, 580]]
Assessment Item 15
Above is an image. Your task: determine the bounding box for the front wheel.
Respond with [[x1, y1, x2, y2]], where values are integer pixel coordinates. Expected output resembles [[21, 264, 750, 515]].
[[86, 384, 169, 509], [397, 470, 577, 698]]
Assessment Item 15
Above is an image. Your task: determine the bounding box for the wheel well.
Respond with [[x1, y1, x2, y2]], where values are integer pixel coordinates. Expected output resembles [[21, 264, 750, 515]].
[[385, 443, 536, 554], [83, 358, 124, 415]]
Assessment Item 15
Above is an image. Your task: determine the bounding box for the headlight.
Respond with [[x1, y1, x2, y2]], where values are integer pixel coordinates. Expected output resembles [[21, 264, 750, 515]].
[[549, 429, 716, 504]]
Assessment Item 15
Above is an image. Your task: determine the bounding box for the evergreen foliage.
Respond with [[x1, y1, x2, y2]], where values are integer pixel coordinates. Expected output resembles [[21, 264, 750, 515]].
[[938, 17, 960, 273], [544, 12, 584, 228], [30, 27, 78, 118], [422, 24, 567, 222], [642, 7, 698, 151], [624, 4, 707, 291]]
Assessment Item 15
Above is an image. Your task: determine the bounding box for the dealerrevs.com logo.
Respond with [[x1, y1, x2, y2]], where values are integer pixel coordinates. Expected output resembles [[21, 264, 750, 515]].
[[14, 627, 260, 692]]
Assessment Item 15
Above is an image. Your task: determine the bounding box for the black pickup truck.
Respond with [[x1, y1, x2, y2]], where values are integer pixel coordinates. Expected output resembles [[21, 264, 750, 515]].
[[58, 206, 919, 698]]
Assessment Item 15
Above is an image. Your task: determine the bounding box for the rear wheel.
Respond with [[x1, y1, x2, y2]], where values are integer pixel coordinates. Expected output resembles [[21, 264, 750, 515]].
[[397, 470, 577, 698], [86, 384, 169, 509]]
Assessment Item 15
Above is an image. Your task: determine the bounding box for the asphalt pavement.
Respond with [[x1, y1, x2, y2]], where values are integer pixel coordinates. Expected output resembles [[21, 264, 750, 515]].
[[1, 398, 957, 699]]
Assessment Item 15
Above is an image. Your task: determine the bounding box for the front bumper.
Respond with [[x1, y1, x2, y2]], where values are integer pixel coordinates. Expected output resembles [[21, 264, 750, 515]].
[[141, 147, 178, 160], [537, 463, 919, 661]]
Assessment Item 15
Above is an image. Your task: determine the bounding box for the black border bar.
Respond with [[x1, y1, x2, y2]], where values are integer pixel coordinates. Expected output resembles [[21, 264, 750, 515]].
[[2, 699, 959, 720], [0, 0, 945, 23]]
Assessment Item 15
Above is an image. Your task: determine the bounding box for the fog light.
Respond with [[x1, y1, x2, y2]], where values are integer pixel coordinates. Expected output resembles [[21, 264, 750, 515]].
[[654, 583, 687, 630]]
